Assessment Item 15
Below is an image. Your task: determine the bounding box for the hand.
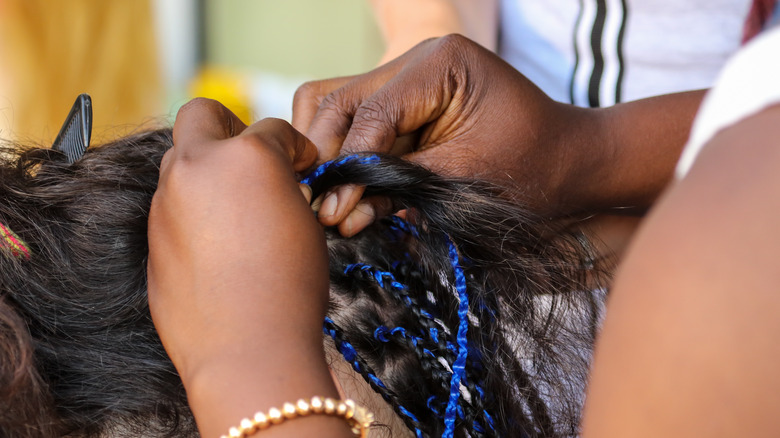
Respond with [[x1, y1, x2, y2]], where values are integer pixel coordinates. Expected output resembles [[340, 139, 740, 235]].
[[293, 34, 702, 236], [293, 34, 598, 235], [148, 99, 343, 437]]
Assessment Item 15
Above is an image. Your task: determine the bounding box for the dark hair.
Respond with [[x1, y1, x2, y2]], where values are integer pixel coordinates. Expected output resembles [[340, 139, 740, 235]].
[[0, 129, 606, 437]]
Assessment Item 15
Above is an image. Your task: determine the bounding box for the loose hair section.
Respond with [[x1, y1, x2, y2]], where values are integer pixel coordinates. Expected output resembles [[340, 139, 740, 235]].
[[308, 154, 605, 437], [0, 129, 606, 437]]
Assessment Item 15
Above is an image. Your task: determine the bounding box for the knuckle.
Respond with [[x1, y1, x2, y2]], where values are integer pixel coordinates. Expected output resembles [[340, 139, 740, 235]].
[[346, 100, 395, 150], [310, 91, 356, 137], [353, 99, 394, 131], [433, 33, 471, 55], [293, 80, 324, 106], [176, 97, 223, 118], [318, 90, 352, 118], [253, 117, 297, 147], [255, 117, 293, 132]]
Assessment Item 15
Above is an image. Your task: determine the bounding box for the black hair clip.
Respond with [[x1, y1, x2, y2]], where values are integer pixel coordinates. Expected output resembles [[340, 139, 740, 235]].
[[51, 93, 92, 164]]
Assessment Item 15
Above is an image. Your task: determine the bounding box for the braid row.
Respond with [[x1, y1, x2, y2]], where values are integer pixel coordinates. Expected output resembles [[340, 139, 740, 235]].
[[342, 230, 499, 436], [323, 317, 427, 437]]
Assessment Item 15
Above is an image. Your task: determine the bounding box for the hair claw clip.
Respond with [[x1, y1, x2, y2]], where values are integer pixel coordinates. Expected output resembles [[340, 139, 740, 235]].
[[51, 93, 92, 164]]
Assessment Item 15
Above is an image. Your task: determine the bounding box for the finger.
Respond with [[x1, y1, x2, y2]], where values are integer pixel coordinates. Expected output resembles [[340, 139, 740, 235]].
[[240, 118, 319, 172], [317, 184, 365, 226], [292, 76, 356, 133], [303, 80, 368, 162], [311, 193, 325, 214], [299, 183, 313, 204], [339, 70, 451, 155], [304, 63, 405, 162], [339, 196, 396, 237], [172, 98, 248, 150]]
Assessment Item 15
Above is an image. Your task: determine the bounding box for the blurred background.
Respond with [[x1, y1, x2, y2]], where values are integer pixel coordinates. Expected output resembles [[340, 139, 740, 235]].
[[0, 0, 384, 144]]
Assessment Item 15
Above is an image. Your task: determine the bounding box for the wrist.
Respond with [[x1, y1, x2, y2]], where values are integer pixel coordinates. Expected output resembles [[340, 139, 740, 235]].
[[546, 103, 614, 214], [184, 340, 343, 438]]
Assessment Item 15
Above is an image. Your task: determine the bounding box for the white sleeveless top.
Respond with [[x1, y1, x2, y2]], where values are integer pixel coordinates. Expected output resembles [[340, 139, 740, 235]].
[[676, 25, 780, 177], [498, 0, 750, 107]]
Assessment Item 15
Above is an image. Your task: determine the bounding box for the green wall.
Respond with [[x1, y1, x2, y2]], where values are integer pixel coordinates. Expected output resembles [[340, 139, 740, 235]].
[[205, 0, 384, 79]]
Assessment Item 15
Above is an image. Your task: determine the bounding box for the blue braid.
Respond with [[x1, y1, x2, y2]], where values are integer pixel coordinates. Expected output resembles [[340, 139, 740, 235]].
[[374, 326, 436, 358], [442, 236, 470, 438], [300, 154, 380, 186], [388, 215, 419, 236], [346, 257, 498, 434], [375, 324, 496, 434], [344, 263, 435, 319], [323, 317, 425, 437]]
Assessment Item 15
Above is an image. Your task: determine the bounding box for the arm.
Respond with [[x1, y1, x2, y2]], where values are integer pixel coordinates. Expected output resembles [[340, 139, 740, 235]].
[[370, 0, 498, 64], [147, 99, 353, 437], [563, 89, 705, 212], [583, 104, 780, 437]]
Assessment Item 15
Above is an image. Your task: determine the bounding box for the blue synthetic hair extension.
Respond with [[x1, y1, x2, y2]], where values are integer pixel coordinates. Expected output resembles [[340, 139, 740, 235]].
[[442, 236, 470, 438], [324, 317, 426, 438], [300, 154, 380, 186]]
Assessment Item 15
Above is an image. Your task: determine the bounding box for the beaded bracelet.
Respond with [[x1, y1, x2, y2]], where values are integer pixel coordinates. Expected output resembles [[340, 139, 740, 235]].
[[221, 397, 375, 438]]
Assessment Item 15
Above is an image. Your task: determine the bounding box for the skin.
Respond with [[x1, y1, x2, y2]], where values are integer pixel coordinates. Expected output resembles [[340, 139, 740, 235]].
[[292, 34, 703, 238], [583, 104, 780, 437], [371, 0, 498, 64], [147, 98, 352, 438]]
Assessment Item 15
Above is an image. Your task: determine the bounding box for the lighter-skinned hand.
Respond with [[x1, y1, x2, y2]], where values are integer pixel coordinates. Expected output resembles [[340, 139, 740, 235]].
[[147, 98, 329, 387]]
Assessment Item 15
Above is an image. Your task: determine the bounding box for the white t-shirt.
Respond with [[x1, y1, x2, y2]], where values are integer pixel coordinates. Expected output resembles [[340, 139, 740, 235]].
[[676, 25, 780, 177], [498, 0, 750, 107]]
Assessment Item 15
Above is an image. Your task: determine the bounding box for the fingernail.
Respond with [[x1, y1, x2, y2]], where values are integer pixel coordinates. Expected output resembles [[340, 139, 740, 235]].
[[319, 192, 338, 218], [311, 194, 324, 213], [299, 183, 312, 203]]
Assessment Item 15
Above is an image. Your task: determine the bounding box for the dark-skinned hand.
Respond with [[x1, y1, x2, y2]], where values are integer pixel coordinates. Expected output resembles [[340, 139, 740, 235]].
[[293, 34, 703, 237]]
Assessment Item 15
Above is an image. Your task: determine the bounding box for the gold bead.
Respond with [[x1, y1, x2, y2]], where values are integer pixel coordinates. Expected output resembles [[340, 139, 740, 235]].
[[253, 411, 269, 429], [353, 405, 375, 428], [343, 399, 356, 419], [223, 397, 375, 438], [310, 396, 324, 413], [268, 407, 284, 424], [239, 418, 255, 435], [323, 397, 337, 414], [282, 402, 298, 419], [296, 398, 311, 415]]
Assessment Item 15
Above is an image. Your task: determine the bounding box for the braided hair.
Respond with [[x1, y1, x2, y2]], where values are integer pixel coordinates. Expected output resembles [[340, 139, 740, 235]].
[[0, 129, 607, 437]]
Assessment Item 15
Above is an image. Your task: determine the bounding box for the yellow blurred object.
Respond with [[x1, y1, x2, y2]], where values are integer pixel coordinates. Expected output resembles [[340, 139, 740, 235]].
[[0, 0, 163, 144], [189, 67, 254, 125]]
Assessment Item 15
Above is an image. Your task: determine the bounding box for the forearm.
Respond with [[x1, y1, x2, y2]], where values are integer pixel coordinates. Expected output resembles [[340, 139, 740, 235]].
[[371, 0, 462, 63], [371, 0, 499, 64], [558, 90, 706, 213]]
